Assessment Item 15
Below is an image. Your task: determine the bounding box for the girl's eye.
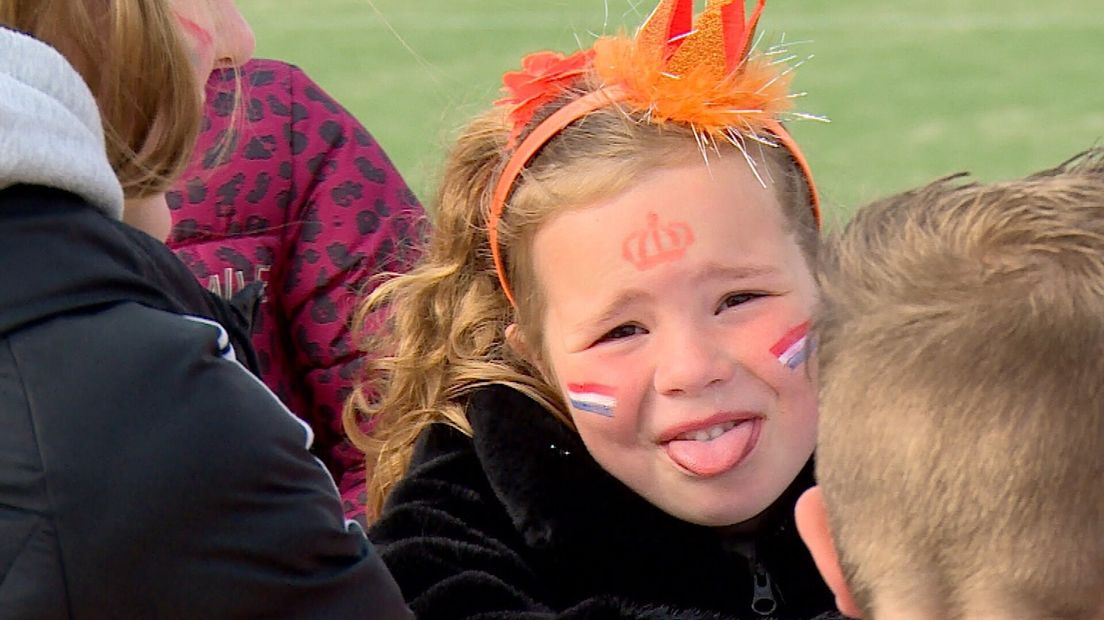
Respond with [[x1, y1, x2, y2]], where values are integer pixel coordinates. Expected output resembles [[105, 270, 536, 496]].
[[716, 292, 762, 314], [596, 323, 646, 344]]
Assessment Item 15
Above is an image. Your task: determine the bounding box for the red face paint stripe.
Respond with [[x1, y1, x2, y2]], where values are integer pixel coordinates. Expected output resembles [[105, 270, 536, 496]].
[[770, 321, 812, 370], [566, 383, 617, 417], [769, 321, 810, 358], [566, 382, 617, 397], [175, 14, 214, 48]]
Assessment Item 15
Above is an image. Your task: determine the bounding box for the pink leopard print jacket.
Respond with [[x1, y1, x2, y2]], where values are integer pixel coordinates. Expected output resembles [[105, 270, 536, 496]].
[[168, 60, 424, 525]]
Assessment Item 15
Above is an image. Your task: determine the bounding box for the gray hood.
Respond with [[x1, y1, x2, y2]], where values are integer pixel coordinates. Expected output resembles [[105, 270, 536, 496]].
[[0, 27, 123, 219]]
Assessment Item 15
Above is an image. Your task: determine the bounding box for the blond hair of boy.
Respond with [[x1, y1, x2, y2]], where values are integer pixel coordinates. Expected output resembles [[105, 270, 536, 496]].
[[796, 150, 1104, 620]]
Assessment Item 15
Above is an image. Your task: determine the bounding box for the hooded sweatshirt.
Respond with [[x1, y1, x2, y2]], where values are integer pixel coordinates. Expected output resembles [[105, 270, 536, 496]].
[[0, 28, 411, 619]]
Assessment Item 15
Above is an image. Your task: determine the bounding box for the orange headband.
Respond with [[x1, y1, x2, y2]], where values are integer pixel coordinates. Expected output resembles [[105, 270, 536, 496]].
[[490, 0, 822, 307]]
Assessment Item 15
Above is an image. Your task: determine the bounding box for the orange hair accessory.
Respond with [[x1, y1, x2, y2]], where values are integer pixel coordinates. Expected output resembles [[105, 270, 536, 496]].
[[490, 0, 822, 307], [496, 50, 596, 145]]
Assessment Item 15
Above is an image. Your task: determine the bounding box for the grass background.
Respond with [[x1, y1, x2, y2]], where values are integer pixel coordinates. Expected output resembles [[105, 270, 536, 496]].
[[236, 0, 1103, 224]]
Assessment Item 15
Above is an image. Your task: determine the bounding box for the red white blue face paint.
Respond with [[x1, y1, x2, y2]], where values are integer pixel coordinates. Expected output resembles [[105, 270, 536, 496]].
[[770, 321, 813, 370], [566, 383, 617, 418]]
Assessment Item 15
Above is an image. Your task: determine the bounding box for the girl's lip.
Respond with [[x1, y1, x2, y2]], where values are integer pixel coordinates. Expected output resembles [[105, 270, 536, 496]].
[[656, 411, 763, 444], [663, 418, 763, 478]]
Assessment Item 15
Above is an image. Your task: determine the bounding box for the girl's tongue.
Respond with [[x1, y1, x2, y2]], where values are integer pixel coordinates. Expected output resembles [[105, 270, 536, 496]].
[[664, 419, 760, 477]]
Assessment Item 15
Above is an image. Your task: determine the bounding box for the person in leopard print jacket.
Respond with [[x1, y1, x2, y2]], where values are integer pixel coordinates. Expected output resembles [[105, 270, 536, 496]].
[[168, 59, 424, 525]]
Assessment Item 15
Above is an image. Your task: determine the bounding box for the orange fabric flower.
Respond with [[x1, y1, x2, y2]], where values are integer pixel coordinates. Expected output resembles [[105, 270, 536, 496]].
[[496, 50, 595, 143]]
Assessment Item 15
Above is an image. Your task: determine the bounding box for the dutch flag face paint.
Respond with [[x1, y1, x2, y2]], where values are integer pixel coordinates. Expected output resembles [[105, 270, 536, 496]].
[[566, 383, 617, 418], [770, 322, 813, 370]]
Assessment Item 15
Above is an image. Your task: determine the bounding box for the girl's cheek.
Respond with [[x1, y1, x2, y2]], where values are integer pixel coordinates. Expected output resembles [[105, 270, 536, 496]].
[[191, 48, 217, 86], [175, 16, 218, 87]]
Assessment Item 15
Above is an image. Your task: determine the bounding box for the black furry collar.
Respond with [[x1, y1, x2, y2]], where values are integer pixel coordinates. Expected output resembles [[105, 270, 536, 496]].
[[464, 385, 830, 615]]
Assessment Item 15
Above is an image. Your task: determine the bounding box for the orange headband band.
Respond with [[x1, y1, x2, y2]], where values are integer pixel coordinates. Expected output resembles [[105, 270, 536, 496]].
[[489, 87, 624, 307], [489, 0, 822, 308], [489, 95, 821, 307]]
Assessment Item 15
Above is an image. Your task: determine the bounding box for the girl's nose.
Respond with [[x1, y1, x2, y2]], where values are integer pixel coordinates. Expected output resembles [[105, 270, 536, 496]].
[[212, 2, 255, 69], [653, 324, 736, 396]]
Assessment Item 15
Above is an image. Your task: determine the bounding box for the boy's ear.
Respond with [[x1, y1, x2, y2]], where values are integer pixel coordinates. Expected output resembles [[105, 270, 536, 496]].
[[505, 323, 533, 364], [795, 486, 864, 618]]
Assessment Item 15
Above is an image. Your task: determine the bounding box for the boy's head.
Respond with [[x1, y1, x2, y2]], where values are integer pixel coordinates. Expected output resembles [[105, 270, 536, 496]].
[[796, 150, 1104, 619]]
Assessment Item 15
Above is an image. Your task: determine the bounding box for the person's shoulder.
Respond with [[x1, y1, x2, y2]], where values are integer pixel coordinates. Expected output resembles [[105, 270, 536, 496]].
[[238, 58, 301, 85], [95, 303, 233, 356], [23, 303, 276, 429], [231, 58, 337, 104], [377, 385, 579, 526], [5, 302, 307, 489], [465, 384, 580, 462], [209, 58, 305, 102], [399, 385, 544, 469], [409, 419, 475, 463]]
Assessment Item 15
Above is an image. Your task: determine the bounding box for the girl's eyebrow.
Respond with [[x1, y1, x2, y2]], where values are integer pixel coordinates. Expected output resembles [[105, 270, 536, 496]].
[[580, 263, 780, 327], [589, 289, 651, 327], [696, 262, 780, 283]]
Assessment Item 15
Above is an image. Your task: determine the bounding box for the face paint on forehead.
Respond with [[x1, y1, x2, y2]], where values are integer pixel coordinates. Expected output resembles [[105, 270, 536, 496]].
[[566, 383, 617, 418], [770, 321, 814, 370], [622, 211, 696, 271]]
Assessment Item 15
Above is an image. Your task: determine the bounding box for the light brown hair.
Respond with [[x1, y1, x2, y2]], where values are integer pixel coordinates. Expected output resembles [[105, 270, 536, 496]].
[[815, 150, 1104, 618], [1, 0, 201, 198], [343, 81, 818, 519]]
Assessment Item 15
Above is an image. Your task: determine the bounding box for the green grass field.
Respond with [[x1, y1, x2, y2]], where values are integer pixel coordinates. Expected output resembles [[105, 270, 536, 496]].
[[237, 0, 1104, 223]]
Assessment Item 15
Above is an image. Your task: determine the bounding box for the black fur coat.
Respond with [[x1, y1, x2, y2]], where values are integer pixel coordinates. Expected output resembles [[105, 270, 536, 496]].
[[369, 384, 841, 619]]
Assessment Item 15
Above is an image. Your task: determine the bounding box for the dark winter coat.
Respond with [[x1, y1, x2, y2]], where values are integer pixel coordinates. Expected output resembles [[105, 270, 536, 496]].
[[0, 185, 413, 619], [370, 384, 842, 619]]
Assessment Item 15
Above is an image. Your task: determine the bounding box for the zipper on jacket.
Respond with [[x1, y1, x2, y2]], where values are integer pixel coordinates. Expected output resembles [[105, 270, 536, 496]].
[[729, 540, 781, 617], [750, 559, 778, 616]]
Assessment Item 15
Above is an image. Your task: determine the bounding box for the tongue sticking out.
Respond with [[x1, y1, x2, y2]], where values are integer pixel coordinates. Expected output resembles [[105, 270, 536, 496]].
[[664, 420, 759, 477]]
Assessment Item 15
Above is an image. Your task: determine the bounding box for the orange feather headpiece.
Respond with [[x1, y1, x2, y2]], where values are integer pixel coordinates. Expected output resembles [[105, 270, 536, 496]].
[[491, 0, 821, 306]]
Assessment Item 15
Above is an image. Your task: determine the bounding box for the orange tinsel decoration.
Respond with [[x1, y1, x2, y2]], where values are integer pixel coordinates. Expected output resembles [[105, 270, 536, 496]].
[[591, 35, 794, 142]]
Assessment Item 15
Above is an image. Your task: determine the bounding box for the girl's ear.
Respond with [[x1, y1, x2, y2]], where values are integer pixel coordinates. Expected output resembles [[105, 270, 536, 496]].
[[507, 323, 559, 387], [794, 486, 864, 618], [505, 323, 533, 364]]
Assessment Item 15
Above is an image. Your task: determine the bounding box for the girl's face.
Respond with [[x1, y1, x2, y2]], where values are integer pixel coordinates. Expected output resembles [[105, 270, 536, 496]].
[[169, 0, 255, 89], [529, 156, 818, 527]]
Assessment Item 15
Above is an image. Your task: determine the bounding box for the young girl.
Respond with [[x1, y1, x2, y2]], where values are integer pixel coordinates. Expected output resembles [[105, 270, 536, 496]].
[[347, 1, 836, 617]]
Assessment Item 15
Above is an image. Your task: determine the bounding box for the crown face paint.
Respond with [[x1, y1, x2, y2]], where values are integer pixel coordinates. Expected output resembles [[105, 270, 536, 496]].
[[622, 212, 696, 271], [770, 322, 813, 370], [566, 383, 617, 418]]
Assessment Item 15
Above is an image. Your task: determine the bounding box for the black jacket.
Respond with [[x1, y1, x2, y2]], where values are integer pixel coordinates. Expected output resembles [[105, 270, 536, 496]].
[[370, 383, 841, 619], [0, 186, 412, 619]]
